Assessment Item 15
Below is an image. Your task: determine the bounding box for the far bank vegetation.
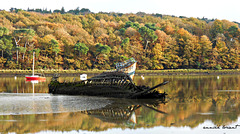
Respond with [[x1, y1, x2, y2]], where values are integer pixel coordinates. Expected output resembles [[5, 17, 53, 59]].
[[0, 7, 240, 71]]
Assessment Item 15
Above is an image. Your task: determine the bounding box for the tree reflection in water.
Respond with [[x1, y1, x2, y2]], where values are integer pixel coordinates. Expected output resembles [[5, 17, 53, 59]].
[[0, 75, 240, 133], [0, 97, 167, 133]]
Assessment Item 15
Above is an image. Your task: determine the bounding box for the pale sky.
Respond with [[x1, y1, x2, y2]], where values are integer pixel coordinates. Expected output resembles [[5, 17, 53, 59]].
[[1, 0, 239, 22]]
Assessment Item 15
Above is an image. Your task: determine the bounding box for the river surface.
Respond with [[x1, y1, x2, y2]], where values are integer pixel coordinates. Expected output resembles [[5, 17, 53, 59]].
[[0, 75, 240, 134]]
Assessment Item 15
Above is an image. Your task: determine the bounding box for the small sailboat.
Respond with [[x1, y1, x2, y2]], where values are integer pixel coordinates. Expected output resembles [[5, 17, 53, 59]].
[[25, 51, 46, 81]]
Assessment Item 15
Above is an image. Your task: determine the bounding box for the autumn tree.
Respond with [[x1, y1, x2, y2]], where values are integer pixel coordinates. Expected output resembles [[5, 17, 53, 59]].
[[199, 35, 213, 68], [176, 28, 201, 68], [182, 36, 200, 68], [0, 9, 239, 70], [214, 37, 229, 69]]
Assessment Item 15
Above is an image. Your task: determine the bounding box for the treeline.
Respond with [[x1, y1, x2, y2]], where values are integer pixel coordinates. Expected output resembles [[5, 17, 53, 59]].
[[0, 8, 240, 70], [9, 7, 91, 15]]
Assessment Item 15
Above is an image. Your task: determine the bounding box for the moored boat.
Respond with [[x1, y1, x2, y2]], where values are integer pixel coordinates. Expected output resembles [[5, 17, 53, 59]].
[[25, 51, 46, 81], [25, 74, 46, 81]]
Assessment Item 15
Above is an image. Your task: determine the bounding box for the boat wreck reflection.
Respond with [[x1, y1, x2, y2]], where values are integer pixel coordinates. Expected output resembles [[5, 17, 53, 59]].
[[0, 96, 168, 133], [79, 99, 167, 125]]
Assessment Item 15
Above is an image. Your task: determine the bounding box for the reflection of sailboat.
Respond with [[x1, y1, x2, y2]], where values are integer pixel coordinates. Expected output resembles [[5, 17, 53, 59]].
[[25, 79, 44, 95], [25, 51, 46, 81]]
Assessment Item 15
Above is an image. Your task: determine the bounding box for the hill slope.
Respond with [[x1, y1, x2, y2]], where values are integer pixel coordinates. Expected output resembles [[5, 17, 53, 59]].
[[0, 9, 240, 70]]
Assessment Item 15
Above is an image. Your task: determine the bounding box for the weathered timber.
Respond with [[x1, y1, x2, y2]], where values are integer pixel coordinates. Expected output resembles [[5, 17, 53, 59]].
[[49, 71, 168, 99], [128, 81, 169, 99]]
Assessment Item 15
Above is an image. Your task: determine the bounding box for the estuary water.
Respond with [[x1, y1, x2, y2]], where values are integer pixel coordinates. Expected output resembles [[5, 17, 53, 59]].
[[0, 75, 240, 134]]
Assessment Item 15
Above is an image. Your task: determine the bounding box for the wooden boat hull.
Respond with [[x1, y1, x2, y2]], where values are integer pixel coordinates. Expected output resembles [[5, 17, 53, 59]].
[[116, 58, 137, 80], [122, 62, 136, 80], [49, 83, 134, 98], [49, 72, 168, 99]]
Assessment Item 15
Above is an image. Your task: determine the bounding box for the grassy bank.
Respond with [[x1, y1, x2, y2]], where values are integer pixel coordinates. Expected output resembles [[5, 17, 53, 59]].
[[0, 69, 105, 76], [0, 69, 240, 76], [135, 69, 240, 75]]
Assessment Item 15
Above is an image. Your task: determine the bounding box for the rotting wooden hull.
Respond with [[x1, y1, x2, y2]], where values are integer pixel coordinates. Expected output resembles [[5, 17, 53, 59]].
[[49, 82, 167, 99], [116, 58, 137, 80], [49, 83, 134, 98], [49, 71, 168, 99], [120, 62, 136, 80]]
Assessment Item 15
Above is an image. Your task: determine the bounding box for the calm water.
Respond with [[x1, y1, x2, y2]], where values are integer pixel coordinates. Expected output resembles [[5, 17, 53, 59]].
[[0, 75, 240, 134]]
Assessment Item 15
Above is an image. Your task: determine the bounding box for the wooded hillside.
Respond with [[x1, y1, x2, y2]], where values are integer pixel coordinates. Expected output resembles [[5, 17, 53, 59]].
[[0, 8, 240, 70]]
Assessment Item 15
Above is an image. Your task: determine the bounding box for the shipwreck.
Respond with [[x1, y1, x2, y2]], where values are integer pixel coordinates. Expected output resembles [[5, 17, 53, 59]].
[[48, 58, 168, 99]]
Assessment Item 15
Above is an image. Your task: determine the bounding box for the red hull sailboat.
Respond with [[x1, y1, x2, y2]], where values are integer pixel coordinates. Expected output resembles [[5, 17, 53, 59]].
[[25, 52, 46, 81], [25, 76, 46, 81]]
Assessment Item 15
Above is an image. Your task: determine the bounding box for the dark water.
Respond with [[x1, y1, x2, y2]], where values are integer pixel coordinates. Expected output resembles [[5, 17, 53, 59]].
[[0, 75, 240, 134]]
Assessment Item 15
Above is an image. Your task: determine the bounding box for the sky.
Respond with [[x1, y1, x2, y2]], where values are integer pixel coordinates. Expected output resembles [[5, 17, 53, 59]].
[[1, 0, 239, 22]]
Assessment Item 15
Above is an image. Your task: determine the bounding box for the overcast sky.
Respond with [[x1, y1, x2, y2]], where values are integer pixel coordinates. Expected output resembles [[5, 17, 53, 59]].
[[1, 0, 239, 22]]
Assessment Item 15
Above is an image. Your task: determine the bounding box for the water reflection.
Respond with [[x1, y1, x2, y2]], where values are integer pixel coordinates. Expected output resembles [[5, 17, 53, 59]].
[[83, 99, 167, 125], [0, 97, 167, 133], [0, 75, 240, 133]]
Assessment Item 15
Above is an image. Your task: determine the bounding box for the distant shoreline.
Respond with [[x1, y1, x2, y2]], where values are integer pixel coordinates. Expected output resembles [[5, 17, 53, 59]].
[[0, 69, 239, 77]]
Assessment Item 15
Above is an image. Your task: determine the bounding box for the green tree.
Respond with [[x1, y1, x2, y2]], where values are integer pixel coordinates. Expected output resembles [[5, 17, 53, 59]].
[[226, 25, 240, 41], [119, 28, 126, 36], [93, 43, 111, 68], [0, 27, 12, 59], [13, 28, 35, 62], [74, 42, 89, 56], [138, 26, 157, 50], [0, 27, 9, 57], [49, 39, 60, 57], [120, 38, 130, 49], [0, 27, 9, 36], [0, 40, 6, 57], [60, 7, 65, 14], [210, 19, 223, 39], [124, 21, 140, 29]]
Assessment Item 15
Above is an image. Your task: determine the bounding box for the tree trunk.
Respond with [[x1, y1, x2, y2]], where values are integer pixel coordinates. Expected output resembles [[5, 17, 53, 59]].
[[92, 55, 98, 69], [16, 50, 18, 63], [14, 37, 22, 63], [144, 40, 148, 50], [23, 41, 28, 61]]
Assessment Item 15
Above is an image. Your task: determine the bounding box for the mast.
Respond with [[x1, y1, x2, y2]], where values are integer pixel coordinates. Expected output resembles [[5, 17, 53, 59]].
[[32, 51, 35, 76]]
